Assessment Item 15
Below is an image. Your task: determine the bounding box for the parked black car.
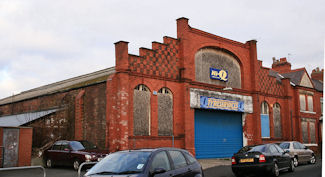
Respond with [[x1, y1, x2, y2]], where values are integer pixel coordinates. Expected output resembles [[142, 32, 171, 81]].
[[232, 144, 294, 177], [43, 140, 109, 170], [84, 147, 204, 177]]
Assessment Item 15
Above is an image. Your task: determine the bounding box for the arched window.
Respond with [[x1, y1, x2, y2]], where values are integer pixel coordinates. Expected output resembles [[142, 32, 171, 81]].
[[158, 87, 173, 136], [273, 103, 282, 138], [260, 101, 270, 138], [133, 84, 150, 136], [195, 48, 241, 89]]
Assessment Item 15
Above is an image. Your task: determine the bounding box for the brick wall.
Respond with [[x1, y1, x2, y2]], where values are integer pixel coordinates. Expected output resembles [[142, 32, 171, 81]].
[[0, 82, 107, 149], [18, 128, 33, 166], [83, 84, 107, 148], [108, 17, 263, 154]]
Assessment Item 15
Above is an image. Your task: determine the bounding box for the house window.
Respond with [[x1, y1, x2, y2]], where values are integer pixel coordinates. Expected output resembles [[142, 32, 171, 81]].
[[273, 103, 282, 138], [261, 101, 270, 138], [133, 84, 151, 136], [158, 87, 173, 136], [301, 118, 316, 144], [320, 97, 323, 114], [307, 95, 313, 112], [300, 93, 314, 113], [300, 94, 306, 111]]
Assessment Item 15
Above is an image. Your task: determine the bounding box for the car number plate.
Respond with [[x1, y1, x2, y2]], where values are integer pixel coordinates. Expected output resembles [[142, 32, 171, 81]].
[[98, 158, 103, 161], [239, 158, 254, 163]]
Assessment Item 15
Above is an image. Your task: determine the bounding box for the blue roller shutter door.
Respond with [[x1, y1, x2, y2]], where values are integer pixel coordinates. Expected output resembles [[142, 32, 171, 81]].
[[195, 109, 243, 159]]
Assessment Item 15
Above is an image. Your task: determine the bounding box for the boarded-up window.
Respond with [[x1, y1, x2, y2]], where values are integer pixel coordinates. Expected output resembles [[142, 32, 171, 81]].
[[301, 119, 308, 143], [273, 103, 282, 138], [261, 101, 270, 138], [301, 118, 316, 144], [321, 97, 323, 114], [133, 84, 150, 136], [158, 88, 173, 136], [310, 121, 316, 144], [307, 95, 313, 112], [300, 94, 306, 111]]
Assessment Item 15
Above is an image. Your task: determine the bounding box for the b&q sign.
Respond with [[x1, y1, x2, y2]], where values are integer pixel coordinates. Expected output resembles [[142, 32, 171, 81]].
[[210, 68, 228, 82], [200, 96, 244, 112]]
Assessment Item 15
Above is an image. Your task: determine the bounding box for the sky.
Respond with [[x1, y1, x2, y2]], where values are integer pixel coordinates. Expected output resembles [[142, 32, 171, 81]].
[[0, 0, 324, 99]]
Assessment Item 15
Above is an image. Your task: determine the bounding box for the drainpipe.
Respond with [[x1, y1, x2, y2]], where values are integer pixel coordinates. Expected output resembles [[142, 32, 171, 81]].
[[291, 111, 294, 140]]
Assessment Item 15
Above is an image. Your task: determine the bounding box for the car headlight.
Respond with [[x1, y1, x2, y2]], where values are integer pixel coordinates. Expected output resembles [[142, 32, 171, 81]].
[[85, 154, 92, 160]]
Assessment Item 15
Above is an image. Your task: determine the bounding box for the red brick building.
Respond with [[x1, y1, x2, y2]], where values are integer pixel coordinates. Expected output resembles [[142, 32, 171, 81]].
[[0, 18, 323, 159]]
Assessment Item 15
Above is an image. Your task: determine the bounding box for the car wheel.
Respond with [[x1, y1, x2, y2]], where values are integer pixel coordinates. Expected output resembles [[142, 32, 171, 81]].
[[271, 162, 280, 177], [288, 159, 295, 172], [309, 154, 316, 164], [46, 159, 53, 168], [293, 157, 298, 167], [73, 159, 81, 171]]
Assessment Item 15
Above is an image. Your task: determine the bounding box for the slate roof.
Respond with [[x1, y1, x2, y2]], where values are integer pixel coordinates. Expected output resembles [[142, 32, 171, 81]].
[[269, 70, 283, 82], [0, 109, 58, 127], [0, 67, 115, 105], [312, 79, 323, 92], [281, 69, 305, 86]]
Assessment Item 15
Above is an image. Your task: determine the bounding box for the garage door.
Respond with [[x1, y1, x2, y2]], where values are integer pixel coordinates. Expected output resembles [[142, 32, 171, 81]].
[[195, 109, 243, 159]]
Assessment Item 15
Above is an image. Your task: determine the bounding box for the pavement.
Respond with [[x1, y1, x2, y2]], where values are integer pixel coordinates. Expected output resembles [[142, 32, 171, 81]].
[[198, 158, 232, 169]]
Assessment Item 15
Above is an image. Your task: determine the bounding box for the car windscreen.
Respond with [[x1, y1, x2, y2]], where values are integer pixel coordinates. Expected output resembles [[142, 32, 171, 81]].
[[279, 143, 290, 149], [85, 151, 151, 176], [238, 145, 266, 153], [80, 140, 97, 149], [70, 141, 86, 151]]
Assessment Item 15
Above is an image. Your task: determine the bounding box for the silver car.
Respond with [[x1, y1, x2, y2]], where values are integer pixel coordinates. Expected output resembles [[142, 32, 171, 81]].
[[279, 141, 316, 167]]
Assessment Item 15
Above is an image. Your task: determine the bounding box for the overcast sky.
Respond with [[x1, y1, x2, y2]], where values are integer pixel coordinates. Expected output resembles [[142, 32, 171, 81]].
[[0, 0, 324, 99]]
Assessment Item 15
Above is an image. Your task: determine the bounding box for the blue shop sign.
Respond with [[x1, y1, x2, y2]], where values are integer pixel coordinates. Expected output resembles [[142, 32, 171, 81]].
[[200, 96, 244, 112], [210, 68, 228, 82]]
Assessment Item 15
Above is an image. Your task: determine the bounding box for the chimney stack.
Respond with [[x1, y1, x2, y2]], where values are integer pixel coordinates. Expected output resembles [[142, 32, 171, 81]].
[[311, 67, 324, 81], [271, 57, 292, 73]]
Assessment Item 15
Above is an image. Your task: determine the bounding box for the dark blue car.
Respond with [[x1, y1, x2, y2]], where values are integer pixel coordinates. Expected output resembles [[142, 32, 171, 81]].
[[84, 147, 204, 177]]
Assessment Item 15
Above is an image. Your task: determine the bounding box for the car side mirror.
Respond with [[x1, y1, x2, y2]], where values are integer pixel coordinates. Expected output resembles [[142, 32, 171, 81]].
[[284, 150, 290, 154], [304, 146, 308, 150], [64, 148, 71, 152], [151, 168, 166, 176]]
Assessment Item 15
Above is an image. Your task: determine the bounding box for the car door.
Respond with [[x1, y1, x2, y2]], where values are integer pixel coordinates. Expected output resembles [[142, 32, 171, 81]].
[[269, 145, 283, 168], [274, 144, 290, 168], [48, 142, 62, 165], [167, 150, 191, 177], [293, 142, 306, 162], [183, 151, 201, 177], [298, 142, 311, 162], [149, 151, 174, 177], [60, 142, 72, 166]]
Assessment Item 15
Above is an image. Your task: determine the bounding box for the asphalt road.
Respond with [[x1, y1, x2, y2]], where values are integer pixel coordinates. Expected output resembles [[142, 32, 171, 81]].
[[204, 159, 322, 177], [0, 160, 322, 177]]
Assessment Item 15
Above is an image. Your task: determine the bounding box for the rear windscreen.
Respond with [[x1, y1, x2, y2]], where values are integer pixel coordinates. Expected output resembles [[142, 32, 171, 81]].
[[238, 145, 266, 153]]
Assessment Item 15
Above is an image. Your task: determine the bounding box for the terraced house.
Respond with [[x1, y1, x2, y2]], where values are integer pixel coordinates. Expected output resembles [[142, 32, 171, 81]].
[[0, 18, 323, 165]]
